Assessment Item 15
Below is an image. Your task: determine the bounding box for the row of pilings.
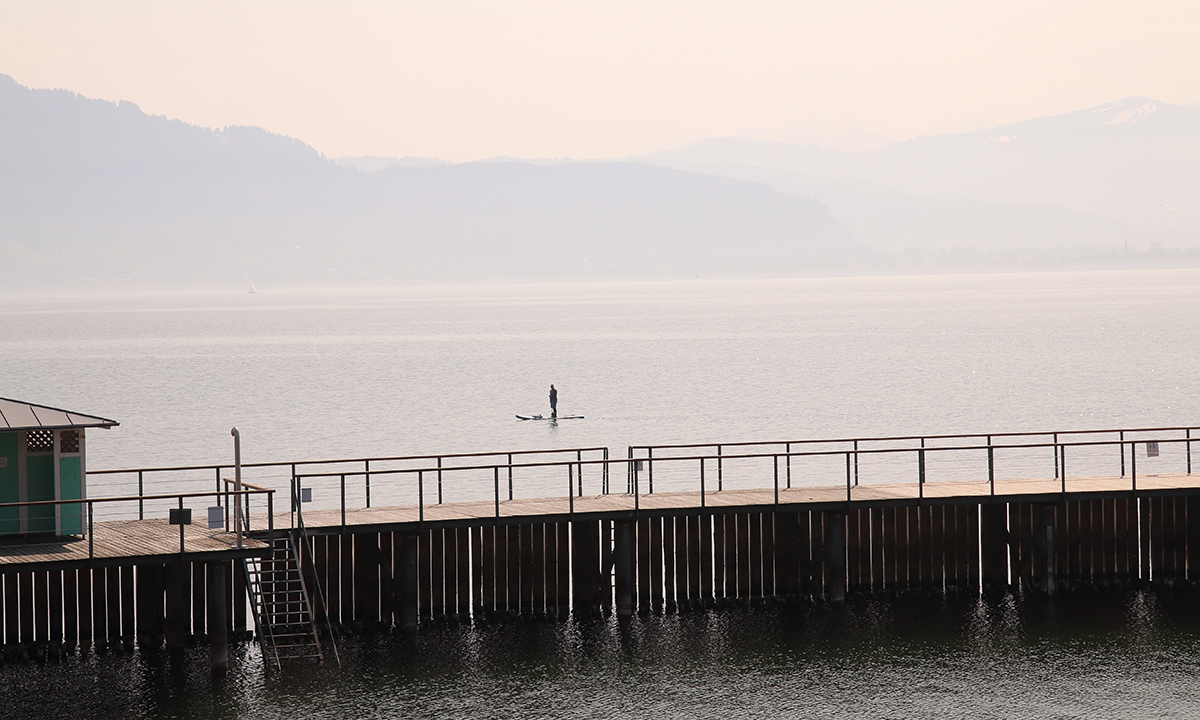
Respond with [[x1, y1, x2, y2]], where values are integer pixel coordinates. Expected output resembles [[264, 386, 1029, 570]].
[[2, 495, 1198, 661]]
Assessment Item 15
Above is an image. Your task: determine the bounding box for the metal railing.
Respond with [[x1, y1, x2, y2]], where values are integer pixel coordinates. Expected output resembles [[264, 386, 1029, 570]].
[[89, 446, 610, 524], [626, 426, 1197, 503], [291, 448, 612, 529], [75, 426, 1199, 532], [283, 429, 1195, 528]]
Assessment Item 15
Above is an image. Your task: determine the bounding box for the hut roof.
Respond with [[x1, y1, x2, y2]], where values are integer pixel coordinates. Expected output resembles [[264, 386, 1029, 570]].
[[0, 397, 119, 431]]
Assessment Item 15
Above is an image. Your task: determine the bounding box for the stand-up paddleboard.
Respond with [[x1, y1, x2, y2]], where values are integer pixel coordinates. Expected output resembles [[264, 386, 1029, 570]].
[[516, 414, 584, 420]]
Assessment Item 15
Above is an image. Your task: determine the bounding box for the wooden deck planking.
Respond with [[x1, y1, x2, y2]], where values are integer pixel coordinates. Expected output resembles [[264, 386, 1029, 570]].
[[0, 520, 267, 567]]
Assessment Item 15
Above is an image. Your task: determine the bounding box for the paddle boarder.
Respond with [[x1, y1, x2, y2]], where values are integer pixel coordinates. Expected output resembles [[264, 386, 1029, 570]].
[[549, 384, 558, 418]]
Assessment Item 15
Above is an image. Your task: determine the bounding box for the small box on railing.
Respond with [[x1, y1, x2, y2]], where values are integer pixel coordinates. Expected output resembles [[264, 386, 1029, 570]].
[[301, 488, 313, 503], [169, 508, 192, 525], [207, 506, 223, 529], [1147, 441, 1160, 457]]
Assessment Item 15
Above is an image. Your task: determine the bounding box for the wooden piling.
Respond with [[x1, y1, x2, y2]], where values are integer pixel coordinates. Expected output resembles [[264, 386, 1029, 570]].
[[711, 513, 726, 603], [845, 509, 862, 594], [929, 505, 945, 593], [571, 520, 601, 618], [208, 563, 228, 676], [761, 511, 775, 599], [650, 517, 664, 612], [824, 511, 846, 604], [506, 524, 521, 615], [981, 503, 1007, 598], [636, 518, 651, 614], [355, 532, 380, 625], [746, 512, 761, 600], [696, 514, 712, 604], [895, 506, 910, 591], [165, 562, 187, 650], [775, 511, 800, 598], [429, 528, 445, 618], [615, 520, 634, 618], [530, 523, 545, 616], [32, 570, 48, 648], [724, 513, 740, 601], [808, 510, 825, 598], [662, 516, 676, 610], [120, 566, 135, 648], [398, 533, 417, 631], [470, 527, 485, 617], [1188, 497, 1200, 584]]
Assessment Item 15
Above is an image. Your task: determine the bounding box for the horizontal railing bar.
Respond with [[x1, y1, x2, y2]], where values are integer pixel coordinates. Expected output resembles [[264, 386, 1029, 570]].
[[0, 488, 272, 509], [291, 436, 1190, 480], [220, 479, 272, 492], [90, 446, 609, 476], [629, 425, 1200, 453]]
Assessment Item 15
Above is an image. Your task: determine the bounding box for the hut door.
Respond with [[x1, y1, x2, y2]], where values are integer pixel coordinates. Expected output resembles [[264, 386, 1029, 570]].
[[25, 429, 56, 533], [0, 432, 17, 534], [60, 430, 84, 535]]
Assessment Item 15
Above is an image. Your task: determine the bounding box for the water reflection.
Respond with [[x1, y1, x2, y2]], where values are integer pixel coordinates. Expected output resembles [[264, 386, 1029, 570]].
[[8, 590, 1200, 719]]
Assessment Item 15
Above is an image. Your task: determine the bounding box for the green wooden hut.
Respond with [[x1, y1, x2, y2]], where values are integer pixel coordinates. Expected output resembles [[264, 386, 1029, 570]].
[[0, 397, 118, 536]]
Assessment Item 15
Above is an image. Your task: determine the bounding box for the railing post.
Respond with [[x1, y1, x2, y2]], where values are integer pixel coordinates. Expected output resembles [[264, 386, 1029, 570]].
[[717, 445, 723, 491], [1187, 429, 1192, 475], [493, 467, 499, 523], [1053, 433, 1059, 478], [603, 448, 609, 495], [178, 496, 186, 560], [648, 447, 654, 495], [267, 491, 274, 543], [88, 501, 94, 559], [845, 452, 852, 502], [1131, 444, 1137, 491], [917, 448, 924, 500], [700, 458, 706, 509], [508, 454, 514, 500], [417, 470, 427, 520], [438, 457, 444, 505], [853, 440, 859, 486], [418, 470, 425, 525], [290, 463, 297, 529], [138, 470, 144, 520], [569, 464, 574, 515], [340, 474, 346, 532], [627, 447, 634, 494], [774, 455, 779, 505], [1120, 431, 1126, 476], [365, 459, 371, 509], [987, 435, 995, 497], [577, 449, 584, 497], [633, 460, 640, 512], [1060, 444, 1066, 495], [785, 442, 791, 489]]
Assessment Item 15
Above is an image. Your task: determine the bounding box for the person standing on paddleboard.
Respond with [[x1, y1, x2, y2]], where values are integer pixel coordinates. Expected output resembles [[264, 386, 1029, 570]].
[[549, 384, 558, 418]]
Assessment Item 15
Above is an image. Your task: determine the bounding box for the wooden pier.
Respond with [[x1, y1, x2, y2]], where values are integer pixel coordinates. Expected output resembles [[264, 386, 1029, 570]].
[[1, 426, 1197, 665]]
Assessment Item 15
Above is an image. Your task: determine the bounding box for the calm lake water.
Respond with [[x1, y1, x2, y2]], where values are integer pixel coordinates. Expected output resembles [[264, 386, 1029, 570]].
[[7, 591, 1200, 719], [3, 269, 1200, 717], [3, 270, 1199, 464]]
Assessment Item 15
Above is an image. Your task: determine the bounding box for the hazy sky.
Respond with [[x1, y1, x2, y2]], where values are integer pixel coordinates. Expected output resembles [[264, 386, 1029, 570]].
[[3, 0, 1197, 161]]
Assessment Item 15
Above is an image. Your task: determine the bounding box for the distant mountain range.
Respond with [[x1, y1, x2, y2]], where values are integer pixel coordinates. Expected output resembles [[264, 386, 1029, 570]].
[[1, 73, 1196, 290], [634, 98, 1200, 255], [0, 74, 858, 289]]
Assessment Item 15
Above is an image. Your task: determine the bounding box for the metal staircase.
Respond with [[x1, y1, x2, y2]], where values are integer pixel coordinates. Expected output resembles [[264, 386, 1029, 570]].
[[244, 534, 334, 668]]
